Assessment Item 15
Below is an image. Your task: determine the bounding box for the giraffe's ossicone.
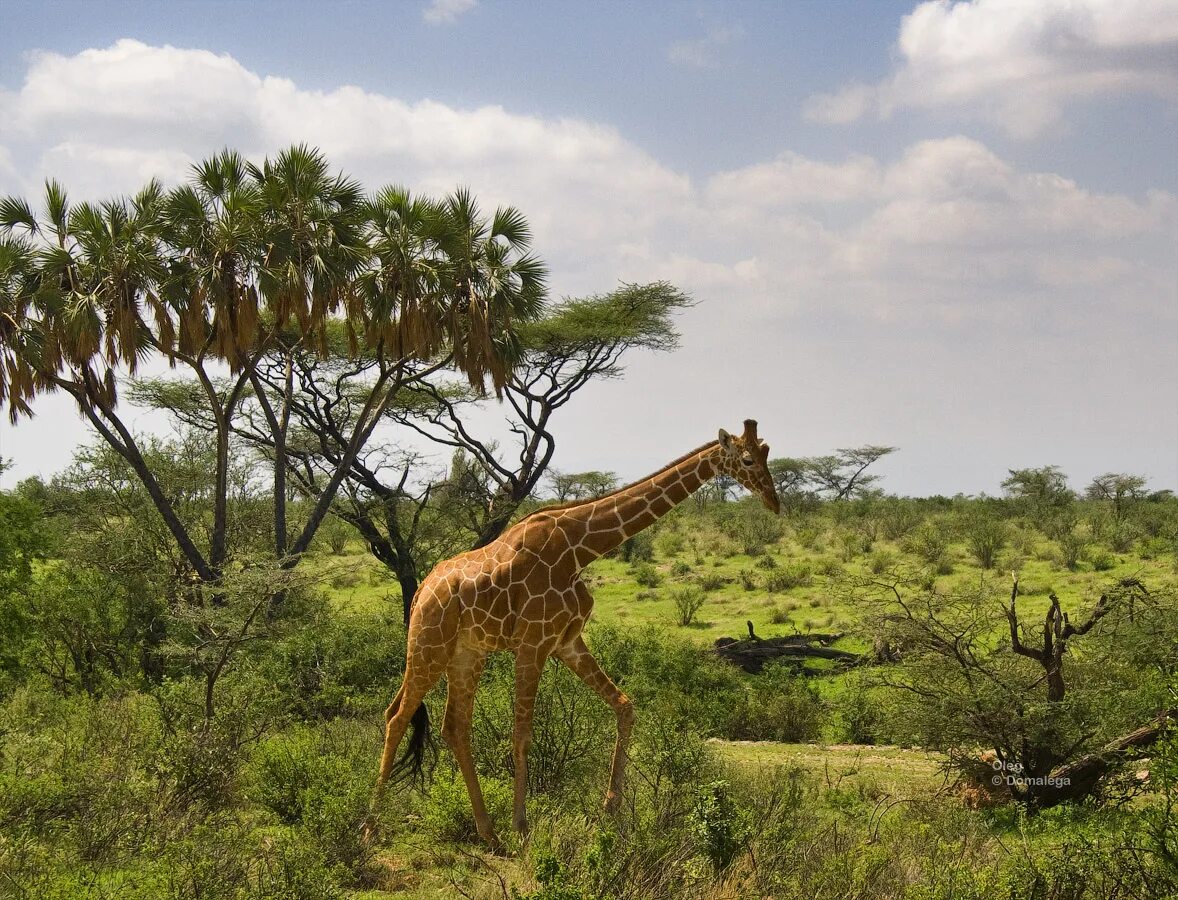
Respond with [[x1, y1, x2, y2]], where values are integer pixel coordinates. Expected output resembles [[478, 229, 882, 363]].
[[370, 419, 780, 845]]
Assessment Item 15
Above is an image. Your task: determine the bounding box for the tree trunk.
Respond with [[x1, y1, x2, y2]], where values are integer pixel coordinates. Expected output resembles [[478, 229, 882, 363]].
[[714, 633, 862, 674], [1028, 708, 1177, 808]]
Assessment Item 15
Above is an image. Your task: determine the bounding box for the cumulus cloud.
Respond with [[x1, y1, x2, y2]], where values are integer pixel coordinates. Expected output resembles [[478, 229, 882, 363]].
[[0, 40, 1174, 492], [422, 0, 477, 25], [805, 0, 1178, 137]]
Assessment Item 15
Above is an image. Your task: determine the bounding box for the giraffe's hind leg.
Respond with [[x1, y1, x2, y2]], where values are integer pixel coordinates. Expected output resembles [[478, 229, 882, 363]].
[[372, 595, 455, 804], [441, 647, 498, 846]]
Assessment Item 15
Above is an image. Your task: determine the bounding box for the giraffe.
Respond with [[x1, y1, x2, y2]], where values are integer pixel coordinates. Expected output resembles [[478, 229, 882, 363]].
[[371, 419, 780, 845]]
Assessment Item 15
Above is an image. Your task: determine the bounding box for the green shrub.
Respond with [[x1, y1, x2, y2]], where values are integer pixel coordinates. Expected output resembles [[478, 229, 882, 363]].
[[632, 562, 662, 588], [965, 516, 1008, 569], [1108, 520, 1139, 553], [738, 569, 758, 591], [657, 531, 686, 557], [254, 832, 344, 900], [836, 529, 869, 562], [421, 767, 513, 843], [621, 531, 655, 563], [1088, 548, 1116, 571], [248, 731, 325, 823], [904, 520, 952, 572], [730, 504, 785, 556], [692, 780, 748, 872], [672, 586, 706, 626], [764, 563, 812, 592], [815, 556, 845, 577], [1059, 528, 1088, 571], [832, 671, 882, 744], [669, 560, 692, 577], [269, 606, 407, 718], [868, 549, 899, 574], [725, 664, 825, 742], [696, 572, 726, 592], [320, 518, 352, 555]]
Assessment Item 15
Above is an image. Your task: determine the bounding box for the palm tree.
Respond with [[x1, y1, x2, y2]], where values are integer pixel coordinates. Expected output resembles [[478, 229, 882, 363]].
[[435, 187, 546, 396], [0, 147, 548, 590]]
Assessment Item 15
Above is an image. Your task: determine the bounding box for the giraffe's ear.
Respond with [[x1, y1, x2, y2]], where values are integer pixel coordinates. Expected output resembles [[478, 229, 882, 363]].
[[718, 429, 734, 452]]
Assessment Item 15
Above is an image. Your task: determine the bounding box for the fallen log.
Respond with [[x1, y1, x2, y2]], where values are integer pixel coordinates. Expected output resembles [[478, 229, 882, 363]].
[[714, 632, 866, 674]]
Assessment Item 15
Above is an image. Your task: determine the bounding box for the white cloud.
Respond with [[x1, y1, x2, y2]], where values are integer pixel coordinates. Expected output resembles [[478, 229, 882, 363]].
[[805, 0, 1178, 137], [0, 40, 1174, 493], [422, 0, 477, 25], [667, 24, 743, 69]]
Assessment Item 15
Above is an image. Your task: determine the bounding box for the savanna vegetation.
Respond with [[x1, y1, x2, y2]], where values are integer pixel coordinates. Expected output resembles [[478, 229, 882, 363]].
[[1, 148, 1176, 899]]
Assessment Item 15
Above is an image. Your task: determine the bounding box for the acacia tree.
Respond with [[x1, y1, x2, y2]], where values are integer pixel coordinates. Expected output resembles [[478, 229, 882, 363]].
[[858, 571, 1173, 808], [233, 282, 690, 620], [1087, 473, 1149, 523], [764, 446, 896, 507], [1002, 465, 1074, 530], [1, 147, 545, 591]]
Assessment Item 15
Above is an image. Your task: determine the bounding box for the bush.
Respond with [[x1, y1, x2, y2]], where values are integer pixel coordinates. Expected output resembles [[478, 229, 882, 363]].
[[254, 832, 344, 900], [1059, 527, 1088, 571], [1108, 520, 1139, 553], [904, 520, 952, 572], [725, 664, 825, 743], [631, 562, 661, 588], [836, 529, 869, 562], [965, 516, 1008, 569], [672, 586, 706, 626], [266, 604, 406, 719], [1088, 548, 1117, 571], [696, 572, 726, 592], [421, 767, 513, 843], [769, 605, 794, 625], [868, 549, 899, 574], [320, 518, 351, 555], [738, 569, 758, 591], [815, 556, 845, 577], [764, 563, 813, 592], [832, 671, 883, 744], [692, 780, 748, 872], [656, 530, 686, 556], [470, 654, 614, 805], [669, 560, 692, 577], [730, 504, 785, 556], [621, 531, 655, 563]]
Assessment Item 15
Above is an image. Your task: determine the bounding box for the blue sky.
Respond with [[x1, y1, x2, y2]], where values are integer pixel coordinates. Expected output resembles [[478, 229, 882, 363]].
[[1, 0, 1176, 495]]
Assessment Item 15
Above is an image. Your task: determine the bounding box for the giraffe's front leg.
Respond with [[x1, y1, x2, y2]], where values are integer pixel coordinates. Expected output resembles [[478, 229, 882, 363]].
[[555, 632, 634, 815], [511, 646, 546, 835]]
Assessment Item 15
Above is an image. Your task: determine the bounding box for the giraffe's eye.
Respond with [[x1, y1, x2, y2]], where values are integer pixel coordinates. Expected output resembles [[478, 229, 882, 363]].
[[741, 456, 754, 467]]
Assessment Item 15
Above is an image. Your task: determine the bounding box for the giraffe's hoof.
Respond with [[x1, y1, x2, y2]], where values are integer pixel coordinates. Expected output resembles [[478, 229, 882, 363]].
[[603, 791, 621, 815], [513, 815, 530, 836]]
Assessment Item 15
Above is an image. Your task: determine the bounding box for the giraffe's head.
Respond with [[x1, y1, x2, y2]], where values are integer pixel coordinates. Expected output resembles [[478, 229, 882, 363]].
[[717, 419, 780, 514]]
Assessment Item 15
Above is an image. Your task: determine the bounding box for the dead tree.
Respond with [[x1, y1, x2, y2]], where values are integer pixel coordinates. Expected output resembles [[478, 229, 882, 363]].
[[1005, 574, 1121, 703]]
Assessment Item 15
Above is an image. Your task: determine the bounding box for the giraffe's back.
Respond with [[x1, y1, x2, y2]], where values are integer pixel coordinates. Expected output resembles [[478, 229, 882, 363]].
[[413, 515, 588, 653]]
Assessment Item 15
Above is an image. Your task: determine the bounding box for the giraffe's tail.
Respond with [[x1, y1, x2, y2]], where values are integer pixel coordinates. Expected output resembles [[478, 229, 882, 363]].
[[385, 685, 435, 787]]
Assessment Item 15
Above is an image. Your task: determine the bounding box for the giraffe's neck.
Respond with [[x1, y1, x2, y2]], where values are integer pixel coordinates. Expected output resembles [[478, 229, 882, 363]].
[[563, 443, 722, 567]]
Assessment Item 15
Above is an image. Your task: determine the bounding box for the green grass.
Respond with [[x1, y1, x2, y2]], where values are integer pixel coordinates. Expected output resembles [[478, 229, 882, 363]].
[[711, 739, 947, 797], [316, 526, 1177, 647]]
